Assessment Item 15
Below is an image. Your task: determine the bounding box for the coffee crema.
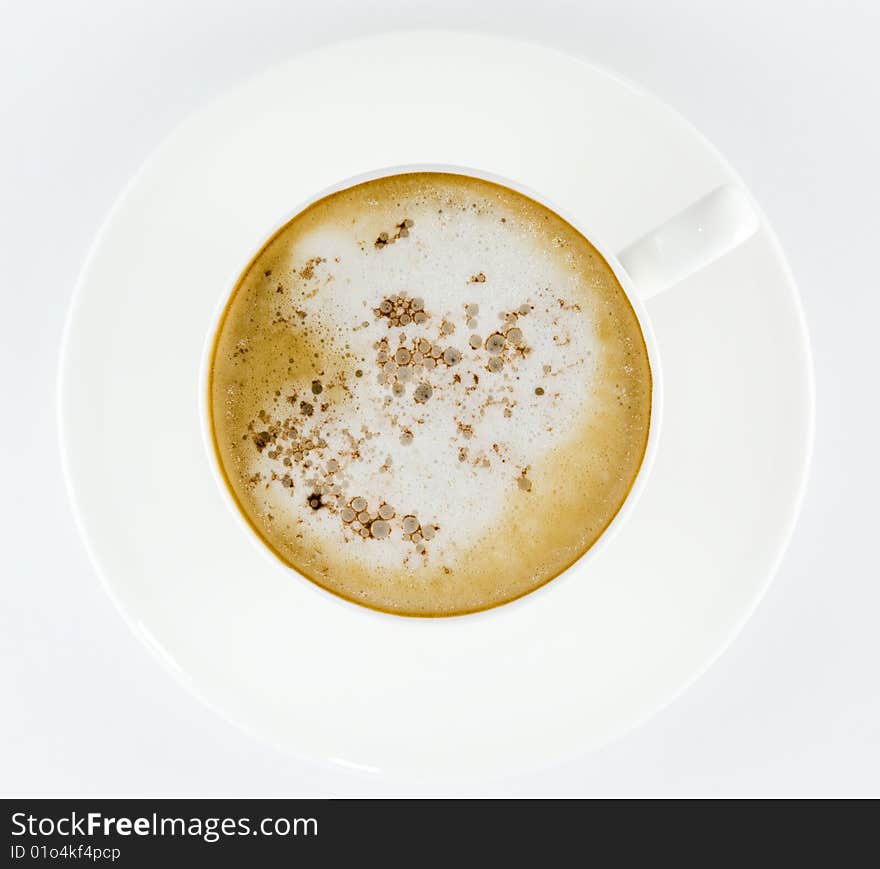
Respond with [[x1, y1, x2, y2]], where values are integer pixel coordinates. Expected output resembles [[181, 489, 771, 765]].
[[208, 172, 652, 616]]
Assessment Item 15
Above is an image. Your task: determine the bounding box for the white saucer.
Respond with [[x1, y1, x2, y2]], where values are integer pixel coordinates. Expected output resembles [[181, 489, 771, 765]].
[[59, 32, 813, 777]]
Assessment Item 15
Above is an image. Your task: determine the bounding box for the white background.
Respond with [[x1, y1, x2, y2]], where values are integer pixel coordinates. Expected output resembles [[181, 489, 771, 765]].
[[2, 0, 878, 797]]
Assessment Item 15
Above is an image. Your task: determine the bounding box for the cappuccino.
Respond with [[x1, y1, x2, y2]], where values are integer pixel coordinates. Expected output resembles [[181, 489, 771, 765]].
[[209, 172, 651, 615]]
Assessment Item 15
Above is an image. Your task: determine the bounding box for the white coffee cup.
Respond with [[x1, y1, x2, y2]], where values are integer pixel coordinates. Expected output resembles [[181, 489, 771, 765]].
[[200, 165, 759, 618]]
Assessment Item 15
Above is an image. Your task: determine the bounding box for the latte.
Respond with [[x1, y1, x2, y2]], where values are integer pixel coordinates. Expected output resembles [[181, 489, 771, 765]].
[[208, 172, 652, 616]]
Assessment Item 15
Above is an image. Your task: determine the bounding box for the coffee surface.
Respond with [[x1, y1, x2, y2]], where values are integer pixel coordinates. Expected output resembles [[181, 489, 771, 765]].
[[209, 172, 651, 615]]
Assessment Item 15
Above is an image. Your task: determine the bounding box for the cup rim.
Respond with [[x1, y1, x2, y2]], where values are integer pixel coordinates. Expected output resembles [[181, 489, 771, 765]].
[[198, 163, 664, 623]]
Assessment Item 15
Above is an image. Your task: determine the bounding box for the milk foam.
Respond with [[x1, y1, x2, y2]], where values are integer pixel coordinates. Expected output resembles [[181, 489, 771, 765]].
[[209, 173, 651, 615]]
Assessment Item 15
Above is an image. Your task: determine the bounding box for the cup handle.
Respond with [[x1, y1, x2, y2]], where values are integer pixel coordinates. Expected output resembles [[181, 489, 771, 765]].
[[617, 185, 760, 300]]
